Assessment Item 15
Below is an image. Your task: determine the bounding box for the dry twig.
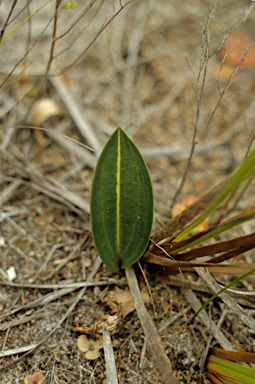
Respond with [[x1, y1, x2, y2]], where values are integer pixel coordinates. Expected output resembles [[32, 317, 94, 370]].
[[184, 289, 234, 351], [194, 267, 255, 332], [125, 266, 176, 384], [103, 326, 119, 384], [50, 76, 102, 156]]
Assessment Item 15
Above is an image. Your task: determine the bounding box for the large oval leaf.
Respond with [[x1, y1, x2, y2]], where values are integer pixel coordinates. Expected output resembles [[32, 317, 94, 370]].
[[90, 127, 153, 272]]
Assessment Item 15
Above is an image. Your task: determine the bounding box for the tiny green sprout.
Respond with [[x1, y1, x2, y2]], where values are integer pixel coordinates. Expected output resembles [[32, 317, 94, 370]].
[[65, 1, 79, 9]]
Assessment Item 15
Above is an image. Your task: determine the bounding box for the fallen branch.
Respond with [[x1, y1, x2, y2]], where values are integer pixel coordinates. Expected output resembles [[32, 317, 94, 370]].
[[0, 311, 51, 331], [103, 326, 118, 384], [125, 266, 176, 384], [0, 344, 38, 358]]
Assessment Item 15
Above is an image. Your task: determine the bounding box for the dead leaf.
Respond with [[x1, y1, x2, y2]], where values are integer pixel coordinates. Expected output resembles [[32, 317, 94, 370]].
[[24, 372, 45, 384], [31, 98, 64, 127], [77, 334, 104, 360], [31, 98, 64, 145], [220, 32, 255, 69], [72, 292, 121, 335], [212, 33, 255, 81], [172, 195, 208, 232], [112, 287, 151, 318]]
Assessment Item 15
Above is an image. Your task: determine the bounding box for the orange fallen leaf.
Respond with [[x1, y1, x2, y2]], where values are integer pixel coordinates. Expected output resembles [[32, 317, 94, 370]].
[[24, 372, 45, 384], [220, 32, 255, 69], [112, 287, 151, 318], [181, 195, 200, 207], [172, 195, 208, 232]]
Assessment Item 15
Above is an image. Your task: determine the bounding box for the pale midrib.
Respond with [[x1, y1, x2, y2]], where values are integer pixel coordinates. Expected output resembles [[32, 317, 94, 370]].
[[116, 130, 121, 255]]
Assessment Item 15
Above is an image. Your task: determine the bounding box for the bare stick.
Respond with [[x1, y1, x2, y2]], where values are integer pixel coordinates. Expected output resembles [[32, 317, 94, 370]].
[[125, 266, 176, 384], [46, 129, 97, 169], [42, 235, 87, 281], [140, 142, 224, 159], [0, 5, 55, 91], [0, 279, 119, 290], [164, 275, 255, 306], [0, 288, 76, 320], [139, 336, 147, 368], [50, 76, 102, 156], [0, 0, 18, 42], [44, 0, 61, 77], [0, 180, 21, 207], [103, 326, 118, 384], [0, 311, 51, 331], [185, 289, 233, 351], [52, 0, 134, 76], [30, 240, 76, 283], [194, 267, 255, 332], [0, 344, 38, 358], [54, 0, 98, 44]]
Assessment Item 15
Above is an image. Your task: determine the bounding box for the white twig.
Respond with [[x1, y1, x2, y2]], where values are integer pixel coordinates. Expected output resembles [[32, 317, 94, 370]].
[[185, 288, 234, 351], [194, 267, 255, 333], [47, 129, 97, 169], [51, 76, 102, 157], [0, 208, 28, 222], [139, 335, 147, 369], [31, 240, 75, 283], [0, 344, 38, 357], [140, 143, 221, 159], [0, 180, 21, 207], [103, 326, 118, 384], [125, 266, 176, 384], [0, 279, 118, 290], [0, 312, 51, 331]]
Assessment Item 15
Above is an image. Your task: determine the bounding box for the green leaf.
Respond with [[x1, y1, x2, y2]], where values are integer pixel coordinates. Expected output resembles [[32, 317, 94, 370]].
[[173, 147, 255, 243], [65, 1, 79, 8], [90, 127, 153, 272], [171, 206, 255, 255], [207, 356, 255, 383]]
